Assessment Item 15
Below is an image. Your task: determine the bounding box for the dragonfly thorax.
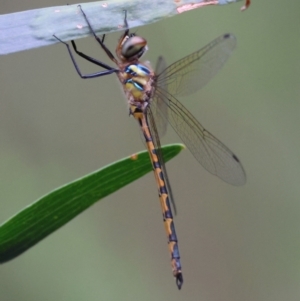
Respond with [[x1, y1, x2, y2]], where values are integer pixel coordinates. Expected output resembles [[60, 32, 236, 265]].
[[122, 63, 154, 103]]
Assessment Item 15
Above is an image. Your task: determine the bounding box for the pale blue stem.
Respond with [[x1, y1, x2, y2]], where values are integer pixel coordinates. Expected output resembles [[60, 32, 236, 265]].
[[0, 0, 247, 55]]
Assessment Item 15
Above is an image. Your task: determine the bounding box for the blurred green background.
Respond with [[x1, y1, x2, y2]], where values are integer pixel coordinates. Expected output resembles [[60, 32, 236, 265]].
[[1, 0, 300, 300]]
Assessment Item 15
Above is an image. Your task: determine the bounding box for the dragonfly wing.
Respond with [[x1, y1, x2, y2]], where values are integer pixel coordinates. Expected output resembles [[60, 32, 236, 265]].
[[152, 56, 169, 137], [155, 88, 246, 186], [156, 34, 236, 97], [147, 106, 178, 214]]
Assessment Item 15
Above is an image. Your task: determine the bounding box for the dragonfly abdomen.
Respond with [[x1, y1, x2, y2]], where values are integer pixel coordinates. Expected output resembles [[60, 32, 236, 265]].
[[157, 172, 183, 289], [137, 114, 183, 289]]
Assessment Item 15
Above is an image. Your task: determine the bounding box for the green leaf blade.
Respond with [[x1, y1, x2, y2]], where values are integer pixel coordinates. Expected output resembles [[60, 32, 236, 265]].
[[0, 144, 184, 263]]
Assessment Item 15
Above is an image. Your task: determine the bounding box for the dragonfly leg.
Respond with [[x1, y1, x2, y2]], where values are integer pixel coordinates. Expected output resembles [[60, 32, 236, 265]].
[[77, 5, 117, 64], [53, 35, 118, 79], [121, 10, 129, 39], [70, 40, 116, 71]]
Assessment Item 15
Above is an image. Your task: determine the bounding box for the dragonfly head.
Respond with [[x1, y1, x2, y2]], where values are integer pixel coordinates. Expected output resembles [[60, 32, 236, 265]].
[[119, 35, 148, 62]]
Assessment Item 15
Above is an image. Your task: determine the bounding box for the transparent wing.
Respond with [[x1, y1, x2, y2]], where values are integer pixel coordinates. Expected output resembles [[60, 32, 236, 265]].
[[152, 56, 168, 137], [156, 34, 236, 97], [153, 88, 246, 186], [146, 106, 178, 214]]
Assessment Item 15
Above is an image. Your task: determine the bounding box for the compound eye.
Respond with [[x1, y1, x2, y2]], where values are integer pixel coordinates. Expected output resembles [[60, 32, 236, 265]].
[[121, 36, 147, 60]]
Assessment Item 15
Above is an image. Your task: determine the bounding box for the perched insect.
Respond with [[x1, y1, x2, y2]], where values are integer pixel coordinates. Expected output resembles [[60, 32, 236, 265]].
[[54, 5, 246, 290]]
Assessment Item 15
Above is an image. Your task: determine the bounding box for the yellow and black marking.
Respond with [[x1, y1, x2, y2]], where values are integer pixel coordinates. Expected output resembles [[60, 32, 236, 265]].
[[131, 103, 183, 289], [125, 62, 183, 289]]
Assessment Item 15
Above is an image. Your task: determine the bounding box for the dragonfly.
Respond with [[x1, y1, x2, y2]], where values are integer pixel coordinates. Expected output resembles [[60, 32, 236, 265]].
[[54, 5, 246, 290]]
